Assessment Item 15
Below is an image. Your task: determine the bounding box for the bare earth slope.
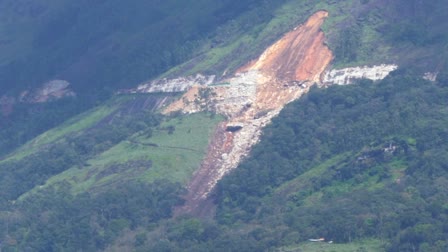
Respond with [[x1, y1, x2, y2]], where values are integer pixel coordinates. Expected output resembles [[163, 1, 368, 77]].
[[240, 11, 332, 83], [169, 11, 333, 216]]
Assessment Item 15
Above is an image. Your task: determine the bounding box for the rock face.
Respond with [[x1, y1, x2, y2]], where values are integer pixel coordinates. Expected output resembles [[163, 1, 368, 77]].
[[126, 74, 216, 94], [423, 72, 438, 82], [323, 64, 398, 85], [1, 80, 75, 116], [169, 11, 334, 215], [26, 80, 75, 103]]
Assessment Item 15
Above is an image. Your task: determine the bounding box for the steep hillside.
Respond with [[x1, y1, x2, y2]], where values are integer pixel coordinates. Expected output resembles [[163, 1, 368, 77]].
[[2, 0, 445, 158], [0, 94, 223, 197], [1, 0, 448, 251], [238, 11, 332, 82], [170, 11, 333, 216], [0, 0, 286, 96]]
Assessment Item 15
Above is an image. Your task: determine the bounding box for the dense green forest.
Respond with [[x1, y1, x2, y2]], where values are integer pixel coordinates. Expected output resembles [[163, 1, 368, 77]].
[[0, 0, 287, 96]]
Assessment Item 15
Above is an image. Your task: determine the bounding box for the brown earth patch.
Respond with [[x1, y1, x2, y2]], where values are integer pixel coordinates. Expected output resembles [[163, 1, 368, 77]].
[[174, 122, 228, 217], [240, 10, 332, 83], [174, 11, 333, 217], [164, 85, 201, 114]]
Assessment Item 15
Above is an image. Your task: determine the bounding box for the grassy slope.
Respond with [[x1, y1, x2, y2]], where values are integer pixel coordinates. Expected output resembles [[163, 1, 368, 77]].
[[26, 112, 222, 195], [280, 239, 384, 252], [1, 93, 223, 201], [0, 103, 118, 163]]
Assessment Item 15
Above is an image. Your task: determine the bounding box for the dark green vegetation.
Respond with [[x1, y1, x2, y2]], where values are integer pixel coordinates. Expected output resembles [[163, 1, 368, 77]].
[[329, 0, 448, 70], [129, 69, 448, 252], [0, 0, 288, 96], [4, 180, 184, 251], [0, 97, 86, 157]]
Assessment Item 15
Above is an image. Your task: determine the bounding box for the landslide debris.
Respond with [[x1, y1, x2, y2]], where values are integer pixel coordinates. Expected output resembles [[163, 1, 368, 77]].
[[239, 11, 332, 83], [169, 11, 334, 215]]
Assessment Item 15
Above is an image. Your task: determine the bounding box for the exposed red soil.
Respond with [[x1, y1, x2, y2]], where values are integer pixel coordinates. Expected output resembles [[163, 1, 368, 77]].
[[245, 10, 333, 112], [240, 11, 333, 83], [174, 122, 229, 217], [175, 11, 333, 217], [164, 85, 201, 113]]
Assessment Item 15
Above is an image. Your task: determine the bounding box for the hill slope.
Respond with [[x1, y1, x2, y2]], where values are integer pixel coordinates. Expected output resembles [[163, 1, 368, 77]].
[[1, 0, 448, 251], [0, 0, 287, 95]]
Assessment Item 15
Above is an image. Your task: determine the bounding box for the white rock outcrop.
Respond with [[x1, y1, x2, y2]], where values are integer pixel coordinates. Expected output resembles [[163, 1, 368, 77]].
[[323, 64, 398, 85], [130, 74, 216, 93], [423, 72, 438, 82], [35, 80, 75, 102], [20, 80, 75, 103]]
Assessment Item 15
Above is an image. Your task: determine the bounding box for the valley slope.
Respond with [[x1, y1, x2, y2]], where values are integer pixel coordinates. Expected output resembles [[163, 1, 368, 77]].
[[1, 0, 448, 251]]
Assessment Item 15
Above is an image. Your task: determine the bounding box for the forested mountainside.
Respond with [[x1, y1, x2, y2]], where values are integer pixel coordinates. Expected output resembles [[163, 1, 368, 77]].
[[0, 0, 286, 95], [1, 0, 448, 251]]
